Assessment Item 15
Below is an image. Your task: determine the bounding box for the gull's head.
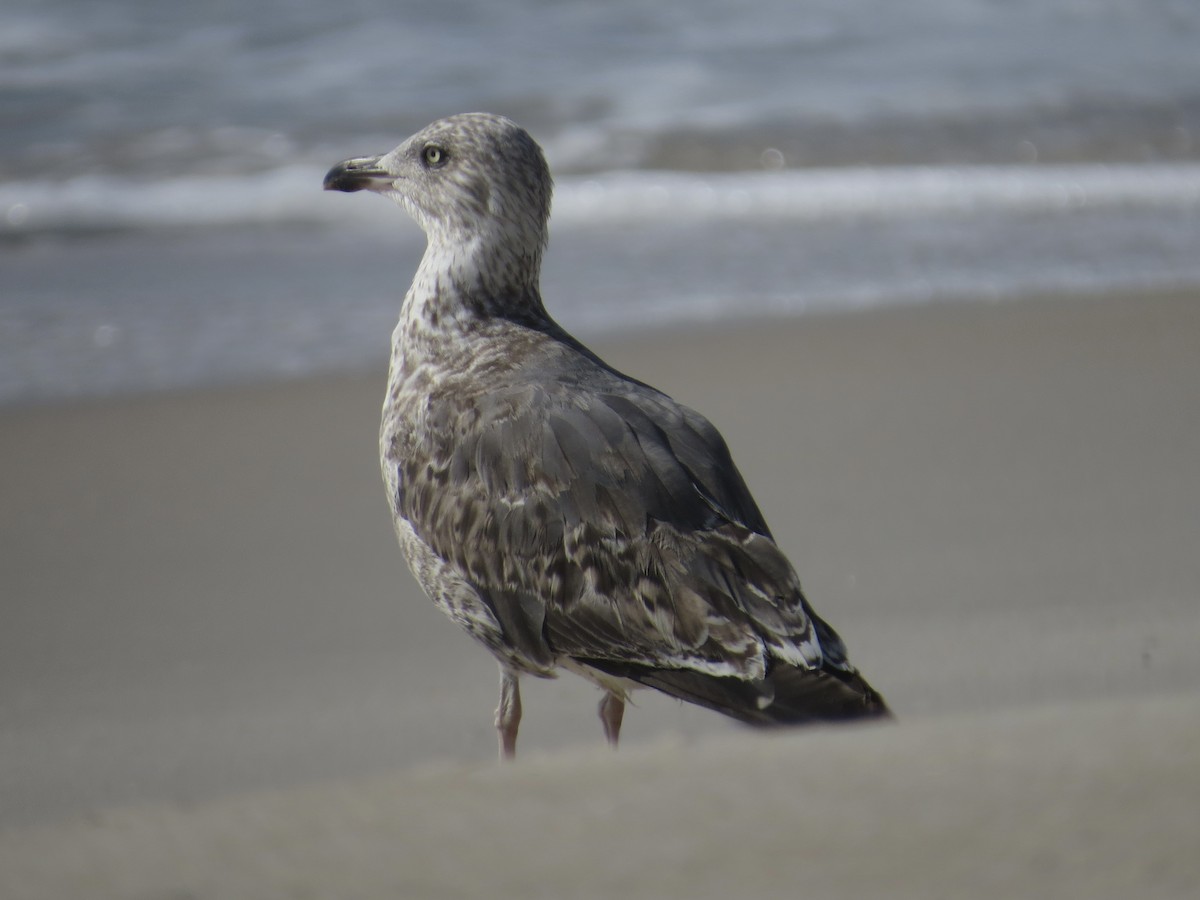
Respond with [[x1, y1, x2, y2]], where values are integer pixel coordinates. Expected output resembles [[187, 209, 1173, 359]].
[[324, 113, 552, 268]]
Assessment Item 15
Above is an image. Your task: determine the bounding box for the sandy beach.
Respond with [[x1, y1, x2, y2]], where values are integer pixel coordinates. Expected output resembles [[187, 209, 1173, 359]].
[[2, 290, 1198, 897]]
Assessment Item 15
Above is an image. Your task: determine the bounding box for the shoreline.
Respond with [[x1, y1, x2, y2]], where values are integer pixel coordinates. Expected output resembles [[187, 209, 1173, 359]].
[[4, 282, 1198, 415]]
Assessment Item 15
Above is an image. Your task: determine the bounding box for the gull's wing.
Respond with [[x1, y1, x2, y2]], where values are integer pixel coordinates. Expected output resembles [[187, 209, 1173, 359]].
[[392, 355, 846, 685]]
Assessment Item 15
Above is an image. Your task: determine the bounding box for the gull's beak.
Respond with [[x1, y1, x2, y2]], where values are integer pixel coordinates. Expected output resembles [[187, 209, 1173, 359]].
[[323, 155, 393, 193]]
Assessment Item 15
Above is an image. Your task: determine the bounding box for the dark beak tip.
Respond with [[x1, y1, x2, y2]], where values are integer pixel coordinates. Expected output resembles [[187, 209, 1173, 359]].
[[323, 164, 364, 193]]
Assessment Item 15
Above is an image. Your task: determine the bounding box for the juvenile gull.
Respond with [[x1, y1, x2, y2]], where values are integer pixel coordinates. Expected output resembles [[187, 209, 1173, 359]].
[[324, 113, 888, 758]]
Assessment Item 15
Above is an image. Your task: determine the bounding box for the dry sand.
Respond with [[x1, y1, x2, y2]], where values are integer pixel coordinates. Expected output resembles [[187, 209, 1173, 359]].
[[2, 291, 1198, 897]]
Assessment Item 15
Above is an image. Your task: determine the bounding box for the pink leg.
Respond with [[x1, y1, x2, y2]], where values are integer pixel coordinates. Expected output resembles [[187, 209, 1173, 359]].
[[598, 691, 625, 748], [495, 668, 522, 761]]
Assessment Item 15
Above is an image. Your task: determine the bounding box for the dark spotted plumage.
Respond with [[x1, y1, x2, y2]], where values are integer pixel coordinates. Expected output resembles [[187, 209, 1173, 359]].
[[324, 113, 888, 758]]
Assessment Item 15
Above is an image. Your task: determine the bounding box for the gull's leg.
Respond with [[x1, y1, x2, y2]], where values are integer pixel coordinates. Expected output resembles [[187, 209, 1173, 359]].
[[598, 691, 625, 748], [495, 668, 522, 761]]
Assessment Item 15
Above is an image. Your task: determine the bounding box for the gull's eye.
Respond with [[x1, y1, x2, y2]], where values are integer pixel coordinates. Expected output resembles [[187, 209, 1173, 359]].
[[422, 145, 448, 168]]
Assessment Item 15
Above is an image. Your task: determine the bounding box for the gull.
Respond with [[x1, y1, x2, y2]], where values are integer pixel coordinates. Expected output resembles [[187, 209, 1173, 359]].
[[324, 113, 888, 759]]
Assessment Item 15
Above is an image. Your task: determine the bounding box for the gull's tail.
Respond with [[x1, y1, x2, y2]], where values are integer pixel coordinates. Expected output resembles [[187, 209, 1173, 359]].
[[581, 658, 890, 726]]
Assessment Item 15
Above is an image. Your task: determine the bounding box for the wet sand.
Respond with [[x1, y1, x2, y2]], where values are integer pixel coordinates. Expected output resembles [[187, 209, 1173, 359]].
[[2, 291, 1198, 896]]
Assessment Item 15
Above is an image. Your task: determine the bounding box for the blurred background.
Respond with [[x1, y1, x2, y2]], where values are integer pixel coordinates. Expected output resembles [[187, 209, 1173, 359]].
[[2, 0, 1199, 847], [2, 0, 1199, 404]]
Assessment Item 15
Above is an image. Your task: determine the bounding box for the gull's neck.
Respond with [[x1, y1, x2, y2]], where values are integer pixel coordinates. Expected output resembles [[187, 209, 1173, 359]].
[[401, 226, 548, 333]]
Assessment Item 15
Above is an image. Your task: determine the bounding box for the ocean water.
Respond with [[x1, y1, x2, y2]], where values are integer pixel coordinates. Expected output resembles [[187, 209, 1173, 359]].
[[2, 0, 1200, 405]]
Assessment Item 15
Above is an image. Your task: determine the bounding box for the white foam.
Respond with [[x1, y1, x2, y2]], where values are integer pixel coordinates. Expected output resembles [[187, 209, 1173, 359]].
[[550, 165, 1200, 224], [0, 165, 345, 233], [4, 163, 1200, 237]]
